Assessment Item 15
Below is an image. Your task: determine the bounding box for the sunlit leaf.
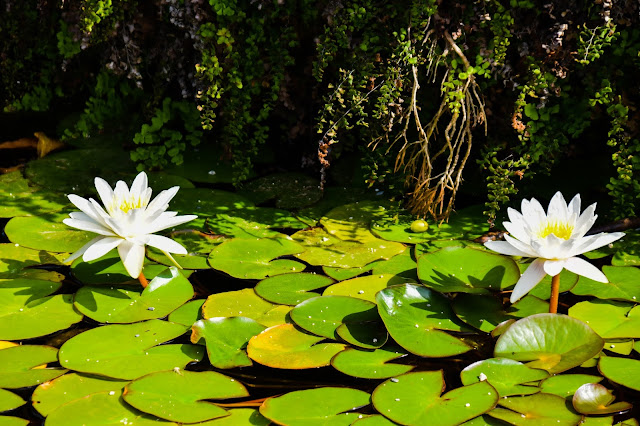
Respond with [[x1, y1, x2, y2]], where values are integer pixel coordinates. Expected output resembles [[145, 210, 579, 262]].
[[539, 374, 603, 399], [0, 345, 66, 388], [255, 272, 335, 305], [572, 383, 632, 415], [569, 300, 640, 338], [571, 266, 640, 302], [202, 288, 290, 327], [0, 388, 25, 412], [460, 358, 548, 397], [598, 356, 640, 391], [331, 346, 413, 379], [487, 393, 582, 425], [5, 213, 94, 253]]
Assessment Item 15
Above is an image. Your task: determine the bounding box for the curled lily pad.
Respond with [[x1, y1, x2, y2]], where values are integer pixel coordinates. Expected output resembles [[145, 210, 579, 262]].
[[247, 323, 346, 369], [417, 246, 520, 294], [5, 213, 94, 253], [494, 313, 604, 374], [73, 267, 194, 323], [569, 300, 640, 339], [255, 273, 335, 305], [572, 383, 632, 415], [123, 370, 249, 423], [0, 345, 66, 388], [571, 266, 640, 302], [208, 238, 306, 279], [460, 358, 548, 397], [598, 356, 640, 391], [376, 284, 472, 357], [59, 319, 203, 380], [323, 274, 406, 303], [259, 387, 370, 425], [487, 393, 582, 425], [202, 288, 290, 327], [540, 374, 604, 399], [331, 346, 413, 379], [191, 317, 266, 369], [372, 371, 498, 426]]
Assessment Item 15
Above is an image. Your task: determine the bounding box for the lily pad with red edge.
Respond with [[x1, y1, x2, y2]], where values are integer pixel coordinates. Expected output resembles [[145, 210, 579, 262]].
[[487, 393, 582, 425], [58, 319, 204, 380], [0, 345, 67, 389], [73, 267, 193, 323], [32, 373, 128, 417], [123, 370, 249, 423], [208, 237, 306, 279], [376, 284, 473, 357], [539, 374, 603, 399], [493, 313, 604, 374], [460, 358, 549, 397], [569, 299, 640, 338], [417, 246, 520, 294], [259, 387, 370, 426], [255, 273, 335, 305], [572, 383, 632, 415], [372, 371, 498, 426], [191, 317, 266, 369], [247, 323, 346, 369], [202, 288, 290, 327], [331, 346, 413, 379], [323, 274, 406, 303], [290, 295, 380, 340], [598, 356, 640, 391], [570, 266, 640, 302]]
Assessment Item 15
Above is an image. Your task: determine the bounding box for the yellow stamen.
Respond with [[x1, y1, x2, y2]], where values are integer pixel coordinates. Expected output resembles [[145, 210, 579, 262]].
[[116, 196, 144, 213], [538, 221, 574, 240]]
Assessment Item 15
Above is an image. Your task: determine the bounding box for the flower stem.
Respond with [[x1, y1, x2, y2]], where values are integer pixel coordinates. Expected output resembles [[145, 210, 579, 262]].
[[549, 274, 560, 314], [138, 272, 149, 288]]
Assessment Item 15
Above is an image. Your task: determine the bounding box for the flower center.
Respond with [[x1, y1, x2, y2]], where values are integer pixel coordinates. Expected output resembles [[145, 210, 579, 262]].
[[114, 195, 145, 213], [538, 221, 574, 240]]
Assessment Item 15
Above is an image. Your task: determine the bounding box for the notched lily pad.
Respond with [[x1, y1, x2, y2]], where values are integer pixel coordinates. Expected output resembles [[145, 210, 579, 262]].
[[0, 345, 67, 388], [598, 356, 640, 391], [255, 273, 335, 305], [571, 266, 640, 302], [331, 346, 413, 379]]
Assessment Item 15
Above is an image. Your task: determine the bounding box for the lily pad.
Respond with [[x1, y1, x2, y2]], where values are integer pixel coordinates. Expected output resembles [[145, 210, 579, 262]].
[[240, 172, 323, 209], [5, 212, 94, 253], [168, 299, 204, 326], [0, 345, 66, 388], [0, 417, 28, 425], [247, 323, 347, 369], [370, 214, 437, 244], [202, 288, 290, 327], [603, 339, 634, 355], [191, 317, 266, 369], [58, 319, 204, 380], [164, 144, 237, 184], [0, 244, 66, 280], [417, 246, 520, 294], [208, 238, 306, 279], [255, 273, 335, 305], [147, 230, 223, 269], [571, 266, 640, 302], [569, 300, 640, 338], [371, 250, 419, 281], [321, 200, 395, 243], [74, 267, 193, 323], [71, 250, 169, 285], [323, 274, 406, 303], [336, 320, 388, 349], [372, 371, 498, 426], [539, 374, 604, 399], [210, 207, 307, 237], [460, 358, 548, 397], [295, 186, 379, 226], [331, 346, 413, 379], [170, 188, 254, 221], [487, 393, 582, 425], [123, 370, 249, 423], [351, 415, 399, 425], [323, 263, 378, 281], [292, 227, 406, 268], [572, 383, 632, 415], [195, 408, 270, 425], [259, 387, 370, 425], [32, 373, 128, 416], [0, 389, 25, 412], [494, 313, 604, 374], [0, 187, 68, 218], [598, 356, 640, 391]]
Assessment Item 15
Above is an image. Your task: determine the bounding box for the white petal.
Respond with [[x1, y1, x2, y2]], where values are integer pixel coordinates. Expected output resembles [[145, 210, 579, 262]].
[[114, 180, 130, 201], [569, 232, 625, 256], [543, 259, 566, 276], [502, 220, 531, 245], [82, 237, 124, 261], [63, 236, 105, 264], [68, 194, 105, 224], [63, 218, 116, 236], [146, 187, 179, 216], [130, 172, 148, 198], [484, 240, 532, 257], [564, 257, 608, 282], [521, 197, 547, 230], [547, 192, 568, 222], [94, 177, 115, 208], [146, 213, 197, 234], [118, 241, 146, 278], [571, 203, 597, 239], [510, 258, 547, 303], [531, 234, 571, 259], [502, 234, 539, 257], [567, 193, 581, 216], [146, 234, 188, 254]]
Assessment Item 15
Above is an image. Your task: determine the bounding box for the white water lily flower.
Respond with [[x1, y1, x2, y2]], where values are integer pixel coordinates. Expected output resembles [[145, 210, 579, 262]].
[[63, 171, 197, 278], [484, 191, 624, 303]]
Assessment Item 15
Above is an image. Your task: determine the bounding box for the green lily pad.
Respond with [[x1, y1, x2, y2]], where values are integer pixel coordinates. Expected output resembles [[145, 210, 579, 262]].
[[452, 294, 549, 333], [0, 389, 25, 412], [460, 358, 548, 397], [195, 408, 270, 425], [123, 370, 249, 423], [74, 267, 193, 323], [598, 356, 640, 391], [147, 230, 223, 269], [71, 249, 169, 285], [259, 387, 370, 425], [0, 345, 66, 388], [323, 274, 407, 303], [417, 246, 520, 294], [59, 319, 204, 380], [240, 173, 324, 209], [209, 207, 307, 237], [331, 346, 413, 379], [247, 323, 347, 369], [569, 299, 640, 338], [32, 373, 128, 416], [191, 317, 266, 369], [414, 239, 485, 257], [572, 383, 632, 415], [295, 186, 379, 227], [202, 288, 290, 327], [290, 295, 380, 340], [255, 273, 335, 305], [351, 414, 399, 425], [170, 188, 255, 221], [371, 250, 419, 281], [610, 231, 640, 266], [0, 187, 69, 218], [208, 238, 306, 279], [44, 391, 177, 426], [376, 284, 472, 357], [370, 214, 437, 244], [164, 144, 237, 184], [460, 415, 512, 426], [494, 313, 604, 374], [292, 227, 406, 268], [0, 416, 28, 425], [0, 171, 30, 193], [487, 393, 582, 425], [372, 371, 498, 426], [523, 264, 578, 300], [5, 212, 94, 253], [323, 263, 378, 281], [539, 374, 603, 399], [321, 200, 395, 243], [0, 244, 66, 280], [168, 299, 204, 326], [571, 266, 640, 302], [603, 339, 634, 355], [336, 320, 388, 349]]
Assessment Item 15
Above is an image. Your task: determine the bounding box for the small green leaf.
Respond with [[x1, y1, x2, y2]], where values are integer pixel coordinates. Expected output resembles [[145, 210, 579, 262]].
[[331, 346, 413, 379]]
